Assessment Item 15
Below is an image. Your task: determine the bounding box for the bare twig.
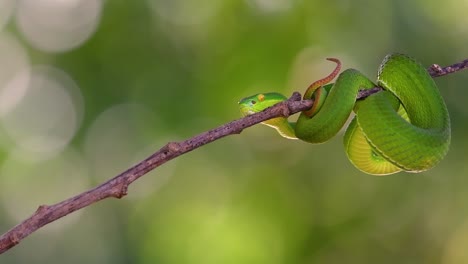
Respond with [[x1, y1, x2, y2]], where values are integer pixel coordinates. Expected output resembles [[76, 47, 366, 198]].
[[0, 57, 466, 254], [428, 58, 468, 77]]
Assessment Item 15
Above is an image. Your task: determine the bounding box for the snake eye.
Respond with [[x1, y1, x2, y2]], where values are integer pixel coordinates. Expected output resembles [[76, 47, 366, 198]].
[[257, 94, 265, 101], [251, 100, 256, 105]]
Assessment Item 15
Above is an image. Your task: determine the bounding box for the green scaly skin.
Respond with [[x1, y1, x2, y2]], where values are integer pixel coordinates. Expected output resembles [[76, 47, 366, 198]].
[[238, 54, 451, 175]]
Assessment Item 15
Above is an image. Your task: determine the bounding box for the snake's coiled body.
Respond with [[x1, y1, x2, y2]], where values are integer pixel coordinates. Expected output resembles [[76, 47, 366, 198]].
[[239, 54, 450, 175]]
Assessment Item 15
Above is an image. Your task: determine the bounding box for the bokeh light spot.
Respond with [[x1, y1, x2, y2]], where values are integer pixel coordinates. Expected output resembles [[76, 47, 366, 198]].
[[16, 0, 103, 52], [246, 0, 295, 13], [0, 65, 83, 159], [0, 32, 30, 118], [84, 103, 173, 187], [443, 220, 468, 263], [0, 0, 15, 31]]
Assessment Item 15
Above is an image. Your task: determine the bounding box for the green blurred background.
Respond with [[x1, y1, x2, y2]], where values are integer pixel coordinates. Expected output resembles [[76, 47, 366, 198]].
[[1, 0, 468, 263]]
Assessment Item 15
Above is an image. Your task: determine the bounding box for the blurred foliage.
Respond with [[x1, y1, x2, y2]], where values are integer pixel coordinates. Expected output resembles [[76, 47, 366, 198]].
[[1, 0, 468, 263]]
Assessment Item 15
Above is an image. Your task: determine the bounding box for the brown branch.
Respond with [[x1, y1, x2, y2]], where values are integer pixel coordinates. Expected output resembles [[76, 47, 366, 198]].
[[428, 58, 468, 77], [0, 57, 466, 254]]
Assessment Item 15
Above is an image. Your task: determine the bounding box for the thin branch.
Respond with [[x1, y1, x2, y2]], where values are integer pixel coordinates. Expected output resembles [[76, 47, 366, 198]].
[[428, 58, 468, 77], [0, 57, 466, 254]]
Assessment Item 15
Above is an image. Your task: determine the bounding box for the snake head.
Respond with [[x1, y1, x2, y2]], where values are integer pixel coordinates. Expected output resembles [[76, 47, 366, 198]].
[[238, 92, 288, 117]]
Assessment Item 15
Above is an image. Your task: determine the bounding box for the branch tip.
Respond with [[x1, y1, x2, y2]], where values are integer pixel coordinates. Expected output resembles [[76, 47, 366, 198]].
[[430, 64, 443, 74]]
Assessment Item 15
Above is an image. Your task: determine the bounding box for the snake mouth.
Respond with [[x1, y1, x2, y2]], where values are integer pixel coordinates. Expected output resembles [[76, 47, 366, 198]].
[[239, 106, 255, 116]]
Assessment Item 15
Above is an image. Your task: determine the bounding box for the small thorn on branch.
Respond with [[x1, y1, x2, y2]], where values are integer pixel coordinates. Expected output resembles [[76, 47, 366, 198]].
[[113, 183, 129, 198], [167, 142, 181, 153], [36, 205, 49, 214], [9, 233, 20, 245]]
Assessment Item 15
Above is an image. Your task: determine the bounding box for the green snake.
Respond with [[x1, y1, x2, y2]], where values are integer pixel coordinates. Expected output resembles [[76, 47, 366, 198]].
[[238, 53, 450, 175]]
